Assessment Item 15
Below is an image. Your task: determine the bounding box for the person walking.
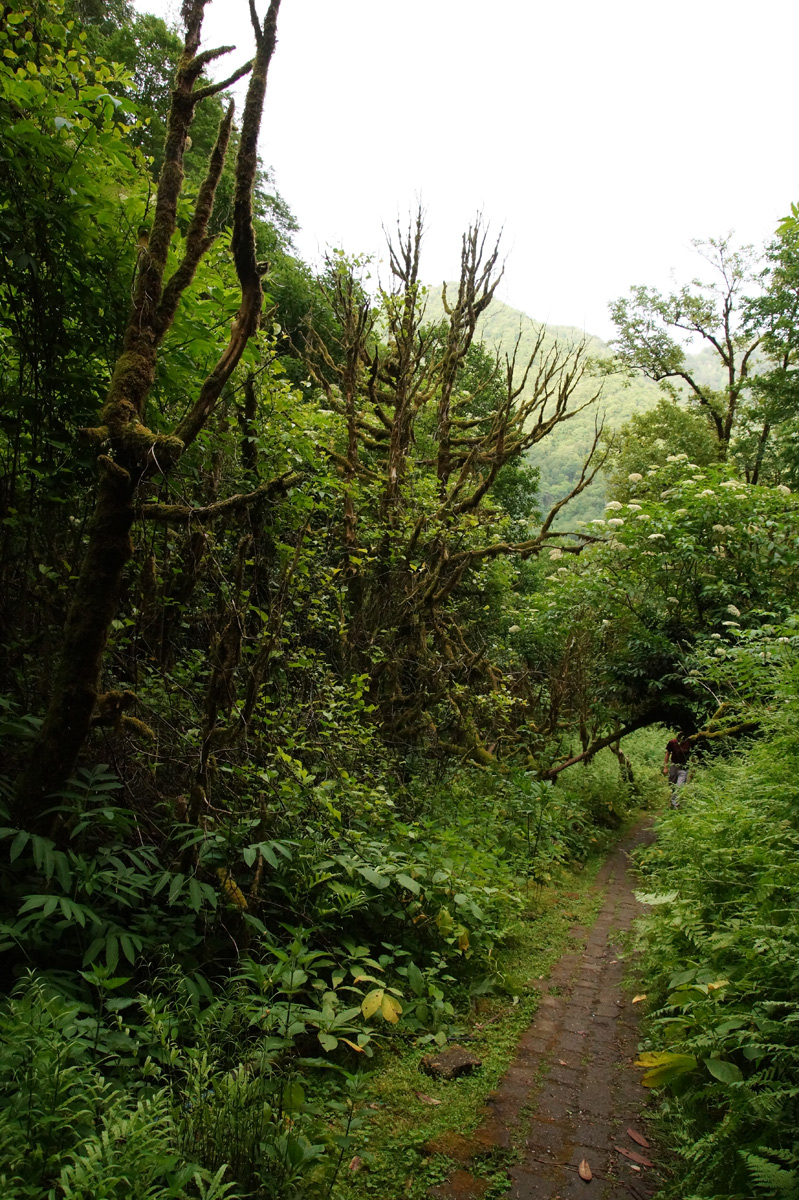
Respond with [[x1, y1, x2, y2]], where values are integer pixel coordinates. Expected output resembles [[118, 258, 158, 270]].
[[663, 731, 692, 807]]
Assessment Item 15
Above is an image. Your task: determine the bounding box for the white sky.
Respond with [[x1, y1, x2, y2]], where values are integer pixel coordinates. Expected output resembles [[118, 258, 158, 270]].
[[135, 0, 799, 340]]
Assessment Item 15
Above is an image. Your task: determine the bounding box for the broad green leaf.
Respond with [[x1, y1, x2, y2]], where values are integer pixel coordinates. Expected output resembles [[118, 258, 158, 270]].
[[704, 1057, 743, 1084]]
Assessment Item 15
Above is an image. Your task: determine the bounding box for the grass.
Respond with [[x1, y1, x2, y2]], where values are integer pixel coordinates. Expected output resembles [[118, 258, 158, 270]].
[[333, 838, 619, 1200]]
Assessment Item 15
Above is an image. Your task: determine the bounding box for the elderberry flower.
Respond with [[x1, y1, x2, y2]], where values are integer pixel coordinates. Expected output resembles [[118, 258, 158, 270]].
[[726, 604, 741, 617], [627, 503, 642, 511], [607, 518, 625, 527], [605, 501, 623, 511], [647, 533, 666, 540], [628, 472, 643, 482], [549, 548, 563, 560]]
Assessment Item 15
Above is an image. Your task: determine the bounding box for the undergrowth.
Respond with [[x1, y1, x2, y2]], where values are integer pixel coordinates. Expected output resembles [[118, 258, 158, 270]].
[[0, 723, 652, 1198], [633, 688, 799, 1200]]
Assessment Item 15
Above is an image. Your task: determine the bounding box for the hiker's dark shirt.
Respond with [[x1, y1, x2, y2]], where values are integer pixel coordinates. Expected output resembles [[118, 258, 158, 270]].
[[666, 738, 691, 766]]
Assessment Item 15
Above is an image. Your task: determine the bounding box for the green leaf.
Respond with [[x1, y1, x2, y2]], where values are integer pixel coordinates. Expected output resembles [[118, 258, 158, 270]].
[[9, 830, 29, 862], [704, 1057, 743, 1084], [395, 872, 420, 895], [407, 962, 425, 996]]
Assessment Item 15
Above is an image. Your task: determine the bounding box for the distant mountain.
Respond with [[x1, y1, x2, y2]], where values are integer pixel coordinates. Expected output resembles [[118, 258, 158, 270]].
[[423, 287, 662, 524]]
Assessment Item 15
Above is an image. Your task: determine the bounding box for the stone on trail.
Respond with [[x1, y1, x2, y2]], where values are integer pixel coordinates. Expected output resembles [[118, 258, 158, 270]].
[[421, 1045, 482, 1080]]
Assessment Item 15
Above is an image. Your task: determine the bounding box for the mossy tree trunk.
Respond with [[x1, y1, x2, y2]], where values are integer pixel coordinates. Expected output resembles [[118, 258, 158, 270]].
[[15, 0, 282, 823]]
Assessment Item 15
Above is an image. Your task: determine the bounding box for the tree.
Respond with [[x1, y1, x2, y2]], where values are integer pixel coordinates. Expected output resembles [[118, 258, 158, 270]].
[[513, 458, 799, 775], [739, 227, 799, 487], [608, 237, 765, 462], [15, 0, 283, 819], [602, 397, 719, 502], [301, 214, 607, 762]]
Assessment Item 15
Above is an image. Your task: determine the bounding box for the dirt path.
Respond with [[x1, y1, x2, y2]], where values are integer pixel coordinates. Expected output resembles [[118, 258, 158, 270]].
[[428, 819, 659, 1200]]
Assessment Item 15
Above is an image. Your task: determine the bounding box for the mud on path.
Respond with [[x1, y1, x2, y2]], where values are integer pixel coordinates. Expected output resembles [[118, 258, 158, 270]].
[[428, 819, 659, 1200]]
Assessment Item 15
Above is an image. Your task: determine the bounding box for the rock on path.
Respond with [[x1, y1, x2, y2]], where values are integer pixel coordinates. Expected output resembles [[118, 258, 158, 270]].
[[428, 820, 658, 1200]]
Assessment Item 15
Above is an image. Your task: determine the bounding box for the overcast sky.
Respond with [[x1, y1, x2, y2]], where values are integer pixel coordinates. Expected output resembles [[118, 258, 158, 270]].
[[135, 0, 799, 340]]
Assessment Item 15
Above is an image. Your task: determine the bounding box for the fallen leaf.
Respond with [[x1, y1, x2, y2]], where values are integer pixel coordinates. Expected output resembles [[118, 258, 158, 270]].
[[349, 1155, 364, 1172], [628, 1164, 641, 1172], [415, 1092, 441, 1105], [614, 1146, 653, 1168], [627, 1128, 650, 1148], [578, 1157, 592, 1181], [632, 993, 647, 1003], [558, 1059, 569, 1066]]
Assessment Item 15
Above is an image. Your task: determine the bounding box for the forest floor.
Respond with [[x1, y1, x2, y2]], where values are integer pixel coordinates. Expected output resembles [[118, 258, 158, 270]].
[[425, 818, 662, 1200]]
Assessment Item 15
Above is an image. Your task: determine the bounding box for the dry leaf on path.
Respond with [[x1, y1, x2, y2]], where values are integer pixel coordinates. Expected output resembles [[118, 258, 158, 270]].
[[628, 1164, 641, 1172], [614, 1145, 653, 1168], [348, 1156, 364, 1172], [578, 1158, 592, 1181], [632, 993, 647, 1003], [415, 1092, 442, 1105], [558, 1059, 569, 1066], [627, 1128, 650, 1148]]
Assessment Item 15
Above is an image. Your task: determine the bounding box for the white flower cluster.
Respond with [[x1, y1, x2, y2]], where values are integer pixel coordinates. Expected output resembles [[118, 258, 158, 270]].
[[722, 621, 740, 627], [628, 473, 643, 482], [636, 512, 651, 521], [710, 633, 722, 640], [720, 479, 747, 489], [698, 489, 715, 497], [607, 518, 625, 527], [627, 503, 642, 511], [666, 453, 689, 463], [605, 500, 624, 511], [647, 532, 666, 540], [667, 596, 678, 603], [726, 604, 741, 617], [675, 508, 688, 516], [777, 484, 792, 495], [549, 548, 563, 560]]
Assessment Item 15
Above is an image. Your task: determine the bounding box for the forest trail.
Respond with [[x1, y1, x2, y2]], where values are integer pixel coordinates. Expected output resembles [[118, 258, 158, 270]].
[[428, 819, 659, 1200]]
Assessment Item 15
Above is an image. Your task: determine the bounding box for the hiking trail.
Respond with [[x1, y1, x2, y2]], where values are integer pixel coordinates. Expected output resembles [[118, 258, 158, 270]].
[[427, 819, 660, 1200]]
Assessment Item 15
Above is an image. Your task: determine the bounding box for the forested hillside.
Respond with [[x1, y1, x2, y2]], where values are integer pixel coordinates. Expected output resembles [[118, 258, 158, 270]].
[[1, 2, 799, 1198], [425, 287, 663, 523]]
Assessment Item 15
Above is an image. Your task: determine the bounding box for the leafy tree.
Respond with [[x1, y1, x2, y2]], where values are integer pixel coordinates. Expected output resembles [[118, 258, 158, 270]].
[[602, 397, 719, 502], [608, 237, 765, 462]]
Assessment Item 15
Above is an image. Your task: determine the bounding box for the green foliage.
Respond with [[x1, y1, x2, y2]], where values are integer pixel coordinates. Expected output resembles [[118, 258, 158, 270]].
[[632, 636, 799, 1199]]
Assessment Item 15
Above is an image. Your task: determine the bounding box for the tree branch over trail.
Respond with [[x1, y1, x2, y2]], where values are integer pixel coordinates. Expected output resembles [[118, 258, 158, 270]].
[[16, 0, 283, 820]]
